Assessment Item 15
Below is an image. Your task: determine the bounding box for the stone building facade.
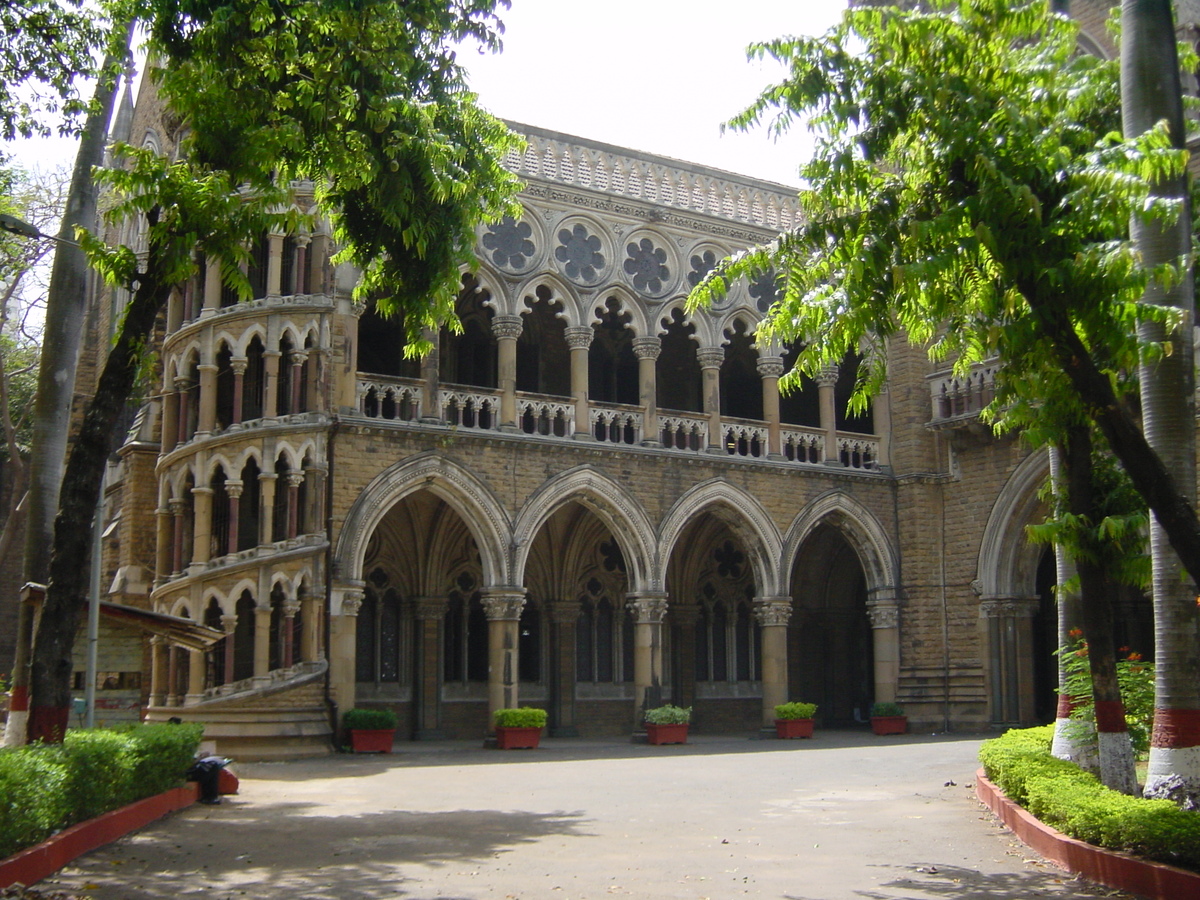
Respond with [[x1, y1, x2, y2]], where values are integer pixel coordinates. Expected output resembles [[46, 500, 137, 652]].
[[8, 0, 1169, 758]]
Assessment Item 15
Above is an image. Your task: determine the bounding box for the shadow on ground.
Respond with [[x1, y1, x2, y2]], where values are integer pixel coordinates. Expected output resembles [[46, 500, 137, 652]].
[[784, 862, 1125, 900], [49, 802, 591, 900]]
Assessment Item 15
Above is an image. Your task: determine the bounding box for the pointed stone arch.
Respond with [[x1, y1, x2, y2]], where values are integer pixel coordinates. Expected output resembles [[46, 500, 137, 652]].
[[512, 465, 656, 592], [781, 490, 897, 596], [976, 449, 1050, 599], [335, 452, 511, 587], [659, 479, 783, 597]]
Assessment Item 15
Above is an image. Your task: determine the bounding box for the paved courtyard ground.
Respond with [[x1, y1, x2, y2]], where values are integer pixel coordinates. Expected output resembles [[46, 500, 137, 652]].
[[45, 731, 1135, 900]]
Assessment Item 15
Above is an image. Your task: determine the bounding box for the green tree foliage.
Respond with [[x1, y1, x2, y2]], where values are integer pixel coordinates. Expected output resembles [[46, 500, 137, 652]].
[[26, 0, 522, 741], [690, 0, 1200, 589], [0, 0, 104, 141]]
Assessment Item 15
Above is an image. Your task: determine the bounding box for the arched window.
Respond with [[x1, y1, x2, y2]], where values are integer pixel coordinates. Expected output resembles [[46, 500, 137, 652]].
[[238, 458, 261, 551], [233, 591, 256, 682], [356, 572, 405, 684], [576, 580, 633, 683], [205, 599, 225, 688], [444, 573, 487, 683]]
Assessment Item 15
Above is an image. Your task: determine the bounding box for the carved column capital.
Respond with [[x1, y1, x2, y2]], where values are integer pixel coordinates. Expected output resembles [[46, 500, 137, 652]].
[[754, 597, 793, 627], [340, 591, 364, 617], [816, 363, 840, 387], [225, 481, 244, 500], [564, 326, 594, 351], [866, 599, 900, 630], [282, 600, 301, 618], [696, 347, 725, 370], [626, 592, 669, 624], [220, 615, 238, 635], [480, 588, 527, 621], [491, 315, 523, 341], [756, 357, 785, 379], [632, 336, 662, 360], [286, 472, 305, 488]]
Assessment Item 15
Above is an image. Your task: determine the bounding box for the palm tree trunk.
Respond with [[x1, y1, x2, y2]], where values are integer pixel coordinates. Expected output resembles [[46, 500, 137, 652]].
[[1121, 0, 1200, 806]]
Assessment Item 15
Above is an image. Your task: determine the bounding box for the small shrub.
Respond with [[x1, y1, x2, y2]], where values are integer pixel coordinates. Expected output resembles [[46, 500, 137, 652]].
[[870, 702, 904, 717], [644, 704, 691, 725], [493, 707, 547, 728], [980, 726, 1200, 870], [342, 707, 398, 730], [0, 723, 202, 860], [774, 701, 817, 720]]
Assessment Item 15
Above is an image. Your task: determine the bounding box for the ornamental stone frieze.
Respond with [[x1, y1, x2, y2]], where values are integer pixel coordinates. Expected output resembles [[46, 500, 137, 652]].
[[979, 596, 1040, 619]]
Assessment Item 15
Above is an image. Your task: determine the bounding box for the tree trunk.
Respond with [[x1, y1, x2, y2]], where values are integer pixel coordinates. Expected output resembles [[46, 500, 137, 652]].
[[1121, 0, 1200, 806], [1066, 425, 1138, 794], [27, 237, 168, 743], [4, 28, 129, 748]]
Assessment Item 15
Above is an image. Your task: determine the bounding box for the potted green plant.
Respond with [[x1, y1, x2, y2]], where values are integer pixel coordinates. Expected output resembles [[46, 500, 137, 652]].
[[343, 707, 399, 753], [869, 701, 907, 735], [493, 707, 548, 749], [643, 704, 691, 745], [773, 701, 817, 739]]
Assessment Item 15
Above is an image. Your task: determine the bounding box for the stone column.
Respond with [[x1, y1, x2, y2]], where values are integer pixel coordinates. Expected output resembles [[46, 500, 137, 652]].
[[266, 232, 284, 297], [230, 358, 247, 426], [221, 614, 237, 685], [817, 363, 840, 465], [263, 349, 281, 419], [548, 600, 582, 737], [492, 316, 522, 431], [170, 499, 185, 574], [300, 592, 321, 662], [149, 636, 167, 706], [329, 588, 363, 720], [259, 471, 277, 546], [253, 603, 272, 678], [626, 592, 669, 728], [225, 482, 242, 554], [481, 588, 527, 731], [697, 348, 724, 452], [289, 350, 307, 414], [755, 597, 793, 730], [294, 235, 310, 294], [309, 231, 328, 294], [633, 336, 661, 446], [872, 384, 892, 469], [154, 506, 172, 585], [757, 356, 785, 459], [174, 377, 192, 444], [867, 591, 902, 705], [202, 256, 221, 313], [196, 362, 218, 435], [282, 599, 301, 669], [190, 485, 213, 565], [412, 596, 447, 739], [186, 648, 206, 703], [166, 645, 180, 706], [565, 326, 593, 440], [305, 463, 325, 538], [161, 388, 179, 452], [670, 603, 699, 713], [286, 471, 303, 539], [980, 596, 1040, 726], [420, 325, 441, 424]]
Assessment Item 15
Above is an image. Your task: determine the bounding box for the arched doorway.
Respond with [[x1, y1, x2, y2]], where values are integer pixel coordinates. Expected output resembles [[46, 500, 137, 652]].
[[790, 523, 872, 726]]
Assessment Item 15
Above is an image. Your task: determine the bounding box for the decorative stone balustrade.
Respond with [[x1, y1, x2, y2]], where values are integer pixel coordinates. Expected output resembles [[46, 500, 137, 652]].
[[591, 405, 642, 445], [928, 361, 1000, 425]]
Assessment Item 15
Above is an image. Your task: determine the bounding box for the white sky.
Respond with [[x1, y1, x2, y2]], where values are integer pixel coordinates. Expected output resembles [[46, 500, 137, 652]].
[[5, 0, 849, 187]]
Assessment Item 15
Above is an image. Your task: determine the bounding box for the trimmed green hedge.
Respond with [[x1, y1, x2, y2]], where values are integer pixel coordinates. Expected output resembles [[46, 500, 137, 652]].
[[342, 707, 398, 730], [493, 707, 547, 728], [980, 726, 1200, 871], [0, 723, 203, 859]]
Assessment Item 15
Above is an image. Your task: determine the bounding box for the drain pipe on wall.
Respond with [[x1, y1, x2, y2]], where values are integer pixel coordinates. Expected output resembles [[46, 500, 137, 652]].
[[324, 415, 340, 741]]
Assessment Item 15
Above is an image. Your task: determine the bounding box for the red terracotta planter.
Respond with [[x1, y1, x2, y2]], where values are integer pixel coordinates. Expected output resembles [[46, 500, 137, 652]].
[[495, 726, 542, 749], [870, 715, 907, 735], [645, 723, 689, 745], [349, 728, 396, 753], [775, 718, 815, 739]]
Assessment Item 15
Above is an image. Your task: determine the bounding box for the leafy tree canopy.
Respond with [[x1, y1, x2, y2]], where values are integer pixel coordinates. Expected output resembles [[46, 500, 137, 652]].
[[0, 0, 105, 141]]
